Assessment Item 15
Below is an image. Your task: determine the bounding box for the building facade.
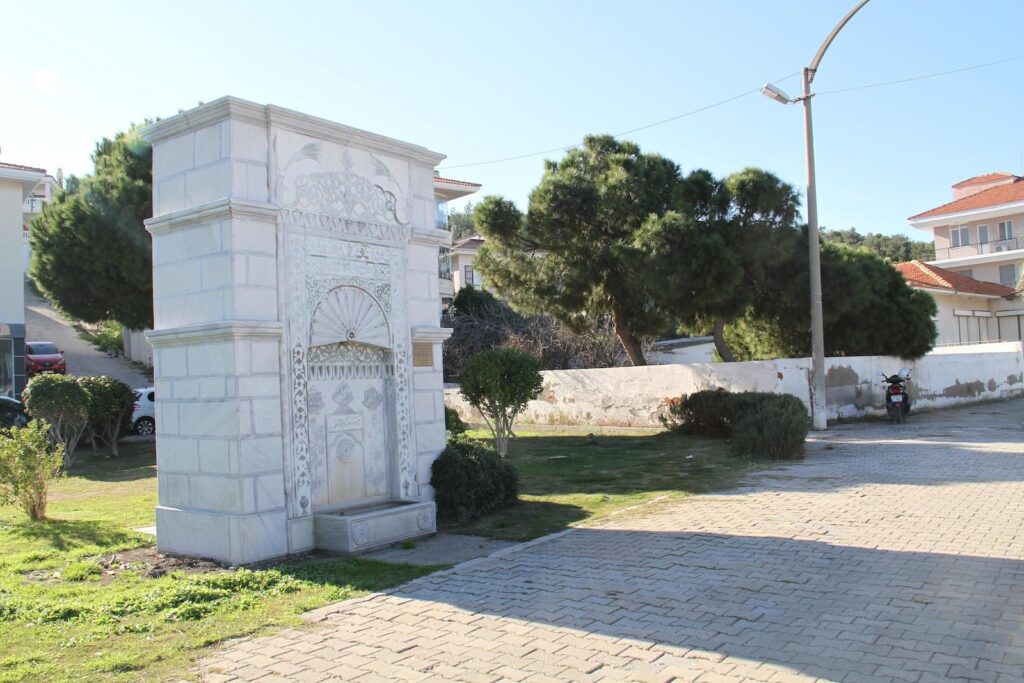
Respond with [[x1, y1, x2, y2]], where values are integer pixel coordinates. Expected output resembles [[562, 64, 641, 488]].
[[0, 162, 46, 398], [909, 172, 1024, 288], [907, 172, 1024, 345], [895, 260, 1018, 346], [21, 173, 60, 272], [433, 175, 481, 309]]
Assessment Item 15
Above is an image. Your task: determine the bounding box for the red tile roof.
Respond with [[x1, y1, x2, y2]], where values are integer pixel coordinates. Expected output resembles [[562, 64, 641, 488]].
[[0, 161, 46, 174], [434, 176, 481, 188], [895, 260, 1015, 297], [909, 177, 1024, 220], [452, 236, 484, 250], [951, 172, 1016, 189]]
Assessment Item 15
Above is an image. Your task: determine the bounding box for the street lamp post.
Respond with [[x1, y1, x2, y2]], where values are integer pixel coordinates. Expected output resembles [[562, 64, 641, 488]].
[[762, 0, 870, 430]]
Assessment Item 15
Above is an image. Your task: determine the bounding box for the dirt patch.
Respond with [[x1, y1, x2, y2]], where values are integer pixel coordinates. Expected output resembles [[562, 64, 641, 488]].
[[23, 547, 225, 585], [114, 547, 225, 577]]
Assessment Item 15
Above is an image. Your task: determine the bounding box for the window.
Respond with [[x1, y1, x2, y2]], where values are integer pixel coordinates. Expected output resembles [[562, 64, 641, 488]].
[[999, 220, 1014, 241], [435, 199, 449, 230], [464, 266, 475, 288], [951, 227, 970, 248], [999, 264, 1018, 287], [956, 269, 974, 279], [978, 225, 989, 244], [438, 247, 452, 280], [0, 339, 12, 398]]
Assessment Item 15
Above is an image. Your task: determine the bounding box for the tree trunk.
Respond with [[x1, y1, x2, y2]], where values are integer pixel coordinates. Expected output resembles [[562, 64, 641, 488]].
[[713, 318, 737, 363], [613, 309, 646, 366]]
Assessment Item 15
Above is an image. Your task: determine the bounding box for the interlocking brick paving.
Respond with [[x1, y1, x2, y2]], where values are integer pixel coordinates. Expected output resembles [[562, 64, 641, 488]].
[[201, 399, 1024, 682]]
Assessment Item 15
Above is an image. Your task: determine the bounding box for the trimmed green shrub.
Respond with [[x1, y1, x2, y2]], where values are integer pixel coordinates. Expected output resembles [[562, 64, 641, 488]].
[[22, 374, 90, 469], [660, 390, 803, 439], [0, 420, 65, 520], [459, 348, 543, 456], [660, 389, 734, 436], [77, 376, 135, 456], [730, 394, 808, 460], [445, 406, 467, 435], [431, 437, 519, 524]]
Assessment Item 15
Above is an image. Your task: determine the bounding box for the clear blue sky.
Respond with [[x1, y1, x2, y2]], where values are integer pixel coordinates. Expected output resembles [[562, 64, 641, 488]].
[[3, 0, 1023, 238]]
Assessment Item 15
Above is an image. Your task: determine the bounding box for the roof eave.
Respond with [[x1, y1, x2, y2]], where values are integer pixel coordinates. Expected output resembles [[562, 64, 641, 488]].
[[908, 199, 1024, 229]]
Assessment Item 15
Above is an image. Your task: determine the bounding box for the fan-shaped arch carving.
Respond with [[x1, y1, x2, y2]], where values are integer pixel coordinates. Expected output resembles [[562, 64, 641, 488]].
[[310, 286, 391, 348]]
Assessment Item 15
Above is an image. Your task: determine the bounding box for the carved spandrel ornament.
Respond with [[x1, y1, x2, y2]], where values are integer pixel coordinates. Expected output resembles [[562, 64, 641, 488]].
[[277, 140, 410, 227]]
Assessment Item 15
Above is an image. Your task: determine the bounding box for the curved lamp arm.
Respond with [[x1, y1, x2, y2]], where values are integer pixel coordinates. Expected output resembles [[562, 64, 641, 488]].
[[808, 0, 871, 84]]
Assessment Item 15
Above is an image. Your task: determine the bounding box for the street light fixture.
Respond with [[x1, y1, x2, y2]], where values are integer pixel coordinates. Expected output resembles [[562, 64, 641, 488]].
[[762, 0, 870, 431], [760, 83, 794, 106]]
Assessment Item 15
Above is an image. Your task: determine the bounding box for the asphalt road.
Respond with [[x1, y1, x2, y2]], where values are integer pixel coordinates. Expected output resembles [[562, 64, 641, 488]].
[[24, 282, 151, 390]]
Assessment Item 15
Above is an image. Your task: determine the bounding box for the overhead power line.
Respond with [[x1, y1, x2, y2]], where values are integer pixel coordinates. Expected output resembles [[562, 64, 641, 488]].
[[438, 71, 801, 171], [815, 53, 1024, 96], [439, 54, 1024, 171]]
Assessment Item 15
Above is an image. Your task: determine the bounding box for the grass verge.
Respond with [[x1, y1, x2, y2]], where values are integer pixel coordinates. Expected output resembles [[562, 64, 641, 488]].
[[0, 441, 438, 682], [447, 427, 753, 541]]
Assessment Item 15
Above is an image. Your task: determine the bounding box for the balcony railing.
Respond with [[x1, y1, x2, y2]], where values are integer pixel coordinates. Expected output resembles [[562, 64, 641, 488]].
[[22, 197, 46, 213], [934, 236, 1023, 261]]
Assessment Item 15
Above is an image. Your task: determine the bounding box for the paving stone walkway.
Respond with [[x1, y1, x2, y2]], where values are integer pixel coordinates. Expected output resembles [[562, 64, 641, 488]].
[[201, 399, 1024, 682]]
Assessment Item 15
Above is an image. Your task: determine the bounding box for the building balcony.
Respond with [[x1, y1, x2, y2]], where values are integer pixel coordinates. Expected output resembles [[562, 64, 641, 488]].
[[22, 197, 46, 214], [934, 236, 1023, 261]]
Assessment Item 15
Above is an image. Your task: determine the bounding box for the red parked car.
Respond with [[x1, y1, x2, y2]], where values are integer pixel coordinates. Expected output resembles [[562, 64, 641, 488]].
[[25, 341, 66, 377]]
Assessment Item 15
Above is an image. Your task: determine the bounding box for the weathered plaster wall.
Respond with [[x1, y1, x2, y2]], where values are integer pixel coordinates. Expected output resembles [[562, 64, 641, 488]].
[[445, 342, 1024, 428]]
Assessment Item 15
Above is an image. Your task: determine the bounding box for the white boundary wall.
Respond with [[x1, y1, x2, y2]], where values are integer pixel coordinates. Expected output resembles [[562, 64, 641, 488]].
[[445, 342, 1024, 428]]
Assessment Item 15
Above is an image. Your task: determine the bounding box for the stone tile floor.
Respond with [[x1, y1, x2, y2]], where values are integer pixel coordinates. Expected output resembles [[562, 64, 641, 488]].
[[201, 399, 1024, 682]]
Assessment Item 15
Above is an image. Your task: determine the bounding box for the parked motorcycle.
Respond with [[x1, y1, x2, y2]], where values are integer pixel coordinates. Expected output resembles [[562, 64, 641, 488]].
[[880, 369, 912, 423]]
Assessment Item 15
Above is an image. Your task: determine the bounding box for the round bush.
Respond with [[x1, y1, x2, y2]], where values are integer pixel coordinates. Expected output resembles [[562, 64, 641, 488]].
[[431, 438, 519, 524], [22, 374, 91, 468], [660, 389, 734, 436], [444, 406, 467, 435], [459, 348, 543, 456], [77, 376, 136, 455], [730, 395, 809, 460]]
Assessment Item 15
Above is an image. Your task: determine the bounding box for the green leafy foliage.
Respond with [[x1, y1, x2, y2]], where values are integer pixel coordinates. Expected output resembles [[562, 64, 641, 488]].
[[443, 286, 626, 380], [29, 126, 153, 329], [660, 390, 737, 437], [77, 320, 124, 354], [0, 420, 65, 520], [447, 200, 477, 240], [76, 376, 135, 456], [822, 228, 933, 263], [473, 136, 699, 366], [459, 349, 543, 456], [661, 390, 808, 460], [431, 437, 519, 523], [474, 139, 805, 365], [444, 406, 467, 435], [21, 376, 90, 469], [730, 395, 809, 460], [61, 561, 103, 582], [726, 240, 938, 360]]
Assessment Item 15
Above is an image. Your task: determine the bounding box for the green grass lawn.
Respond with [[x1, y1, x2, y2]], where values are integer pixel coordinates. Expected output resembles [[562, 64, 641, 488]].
[[1, 426, 751, 681], [448, 427, 753, 541], [0, 441, 437, 683]]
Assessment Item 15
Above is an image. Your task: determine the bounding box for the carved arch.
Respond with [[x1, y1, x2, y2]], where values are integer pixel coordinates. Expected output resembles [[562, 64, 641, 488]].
[[310, 286, 391, 349]]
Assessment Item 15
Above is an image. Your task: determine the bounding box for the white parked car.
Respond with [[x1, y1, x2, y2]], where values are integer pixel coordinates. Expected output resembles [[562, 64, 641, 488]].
[[132, 387, 156, 436]]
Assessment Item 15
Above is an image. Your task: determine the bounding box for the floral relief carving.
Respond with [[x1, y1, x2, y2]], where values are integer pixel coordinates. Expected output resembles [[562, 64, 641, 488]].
[[278, 144, 410, 227], [285, 222, 417, 516]]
